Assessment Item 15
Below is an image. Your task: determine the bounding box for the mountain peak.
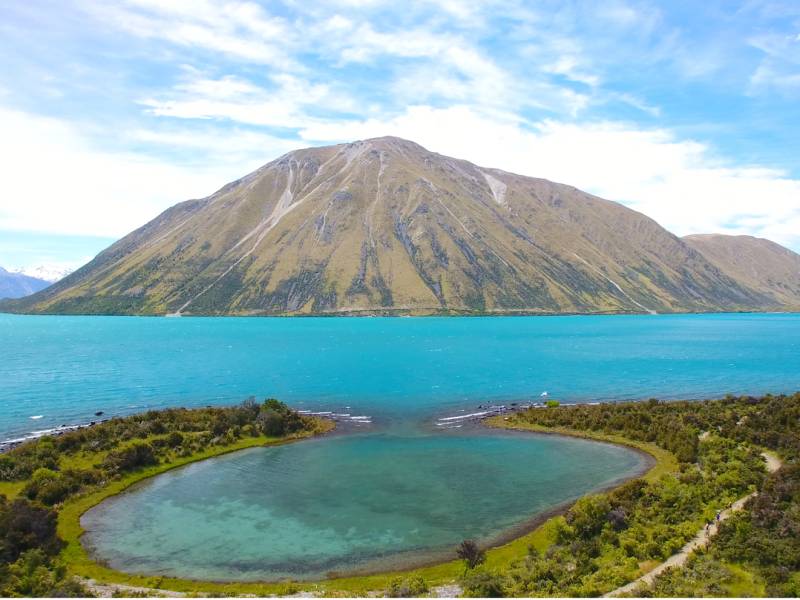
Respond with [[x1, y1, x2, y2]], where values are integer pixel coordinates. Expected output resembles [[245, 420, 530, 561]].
[[6, 139, 799, 315], [367, 135, 427, 149], [280, 136, 428, 164]]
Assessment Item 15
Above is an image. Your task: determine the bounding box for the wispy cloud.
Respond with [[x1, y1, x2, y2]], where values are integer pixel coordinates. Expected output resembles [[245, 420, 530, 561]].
[[81, 0, 296, 67], [0, 107, 272, 237], [1, 0, 799, 264], [748, 30, 800, 93], [138, 72, 355, 128]]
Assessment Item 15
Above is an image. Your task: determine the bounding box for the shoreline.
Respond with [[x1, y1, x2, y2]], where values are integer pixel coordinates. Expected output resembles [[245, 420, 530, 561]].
[[1, 390, 765, 453], [65, 417, 669, 594], [4, 309, 800, 318], [58, 420, 337, 591], [281, 427, 656, 583]]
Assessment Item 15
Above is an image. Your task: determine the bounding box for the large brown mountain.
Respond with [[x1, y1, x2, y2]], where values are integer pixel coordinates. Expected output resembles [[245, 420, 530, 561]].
[[684, 234, 800, 308], [5, 137, 798, 315]]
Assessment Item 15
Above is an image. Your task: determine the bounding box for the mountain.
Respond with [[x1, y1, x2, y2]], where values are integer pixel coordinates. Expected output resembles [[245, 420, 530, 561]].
[[684, 234, 800, 308], [13, 265, 74, 283], [0, 267, 50, 299], [2, 137, 796, 316]]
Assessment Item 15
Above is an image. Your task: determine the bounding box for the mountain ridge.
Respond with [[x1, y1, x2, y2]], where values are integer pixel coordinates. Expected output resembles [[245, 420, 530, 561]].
[[0, 267, 51, 300], [3, 136, 799, 316], [683, 233, 800, 308]]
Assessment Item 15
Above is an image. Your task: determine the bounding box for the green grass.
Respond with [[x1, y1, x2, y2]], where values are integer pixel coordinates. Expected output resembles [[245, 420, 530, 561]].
[[0, 479, 26, 499], [722, 562, 766, 597], [51, 417, 675, 597]]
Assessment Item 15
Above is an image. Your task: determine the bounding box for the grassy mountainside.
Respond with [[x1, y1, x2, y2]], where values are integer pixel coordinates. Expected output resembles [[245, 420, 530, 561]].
[[684, 233, 800, 309], [3, 136, 791, 316]]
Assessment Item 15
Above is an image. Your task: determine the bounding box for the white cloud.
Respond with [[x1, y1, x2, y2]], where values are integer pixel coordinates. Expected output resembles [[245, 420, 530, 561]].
[[748, 31, 800, 93], [140, 73, 354, 127], [4, 1, 799, 255], [4, 102, 798, 252], [300, 105, 800, 250], [0, 107, 286, 237], [81, 0, 296, 68]]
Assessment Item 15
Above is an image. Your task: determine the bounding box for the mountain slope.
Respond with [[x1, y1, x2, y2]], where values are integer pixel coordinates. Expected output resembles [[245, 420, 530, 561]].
[[0, 267, 50, 299], [684, 234, 800, 309], [2, 137, 788, 316]]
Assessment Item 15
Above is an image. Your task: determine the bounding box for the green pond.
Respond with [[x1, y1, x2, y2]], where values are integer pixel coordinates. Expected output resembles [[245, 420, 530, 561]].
[[81, 427, 647, 581]]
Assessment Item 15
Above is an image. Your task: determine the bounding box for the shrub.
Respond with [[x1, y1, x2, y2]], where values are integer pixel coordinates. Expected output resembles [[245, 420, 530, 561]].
[[101, 443, 157, 474], [166, 431, 184, 448], [0, 497, 62, 562], [387, 575, 428, 597], [564, 495, 611, 540], [462, 570, 505, 597], [456, 539, 486, 571], [0, 549, 91, 597]]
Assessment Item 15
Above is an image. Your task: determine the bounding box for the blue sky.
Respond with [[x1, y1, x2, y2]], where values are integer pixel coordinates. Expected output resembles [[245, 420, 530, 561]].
[[1, 0, 799, 273]]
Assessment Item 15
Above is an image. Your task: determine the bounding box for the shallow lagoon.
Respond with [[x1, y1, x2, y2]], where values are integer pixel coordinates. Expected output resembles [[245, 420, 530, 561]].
[[81, 428, 647, 581]]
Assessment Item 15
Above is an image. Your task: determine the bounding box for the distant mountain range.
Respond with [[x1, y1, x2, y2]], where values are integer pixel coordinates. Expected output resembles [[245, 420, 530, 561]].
[[0, 267, 50, 299], [12, 265, 74, 283], [3, 137, 800, 316]]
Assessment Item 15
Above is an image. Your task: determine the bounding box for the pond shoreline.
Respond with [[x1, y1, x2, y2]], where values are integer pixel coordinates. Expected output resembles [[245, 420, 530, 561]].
[[66, 414, 668, 594]]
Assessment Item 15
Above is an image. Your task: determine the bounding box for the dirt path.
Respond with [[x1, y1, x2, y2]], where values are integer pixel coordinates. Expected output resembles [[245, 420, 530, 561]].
[[82, 578, 188, 597], [605, 451, 782, 597], [432, 583, 463, 598]]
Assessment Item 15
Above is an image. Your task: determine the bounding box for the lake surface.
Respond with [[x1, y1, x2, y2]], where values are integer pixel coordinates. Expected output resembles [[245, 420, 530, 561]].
[[2, 313, 800, 441], [82, 428, 647, 581], [4, 312, 799, 580]]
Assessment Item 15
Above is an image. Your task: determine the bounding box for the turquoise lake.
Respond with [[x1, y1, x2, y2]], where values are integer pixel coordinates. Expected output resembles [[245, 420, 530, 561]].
[[3, 312, 800, 580], [2, 313, 800, 440]]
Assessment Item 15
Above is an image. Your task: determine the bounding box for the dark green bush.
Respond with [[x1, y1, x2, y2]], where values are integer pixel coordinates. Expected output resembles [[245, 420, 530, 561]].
[[0, 497, 62, 562], [387, 575, 428, 597], [101, 443, 157, 474]]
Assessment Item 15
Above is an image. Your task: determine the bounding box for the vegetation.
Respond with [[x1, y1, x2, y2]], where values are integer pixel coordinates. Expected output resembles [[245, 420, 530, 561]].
[[0, 399, 327, 597], [471, 393, 800, 597], [387, 575, 429, 598], [0, 392, 796, 597], [456, 540, 486, 573], [631, 394, 800, 597]]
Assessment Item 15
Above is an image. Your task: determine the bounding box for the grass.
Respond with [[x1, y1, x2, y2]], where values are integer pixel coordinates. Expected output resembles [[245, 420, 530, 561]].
[[722, 562, 766, 597], [50, 417, 676, 597], [0, 479, 26, 499]]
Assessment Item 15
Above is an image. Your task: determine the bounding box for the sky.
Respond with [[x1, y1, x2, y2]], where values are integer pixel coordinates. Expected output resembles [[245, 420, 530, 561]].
[[1, 0, 799, 274]]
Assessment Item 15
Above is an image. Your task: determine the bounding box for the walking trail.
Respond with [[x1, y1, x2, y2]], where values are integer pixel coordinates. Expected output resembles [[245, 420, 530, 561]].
[[605, 450, 782, 597]]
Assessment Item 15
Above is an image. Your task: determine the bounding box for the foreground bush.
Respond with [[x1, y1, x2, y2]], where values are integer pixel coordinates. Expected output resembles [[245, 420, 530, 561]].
[[486, 393, 800, 596], [387, 575, 428, 597]]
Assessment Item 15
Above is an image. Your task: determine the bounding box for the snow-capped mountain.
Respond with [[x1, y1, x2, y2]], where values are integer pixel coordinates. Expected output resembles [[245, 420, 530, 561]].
[[12, 265, 74, 283]]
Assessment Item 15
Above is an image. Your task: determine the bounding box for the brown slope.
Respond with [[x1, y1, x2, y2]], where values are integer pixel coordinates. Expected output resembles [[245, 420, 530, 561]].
[[684, 234, 800, 309], [4, 136, 778, 316]]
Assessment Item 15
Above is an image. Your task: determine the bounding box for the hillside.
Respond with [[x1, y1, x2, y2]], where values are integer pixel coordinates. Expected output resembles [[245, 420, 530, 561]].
[[684, 234, 800, 308], [0, 267, 50, 299], [2, 137, 794, 316]]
